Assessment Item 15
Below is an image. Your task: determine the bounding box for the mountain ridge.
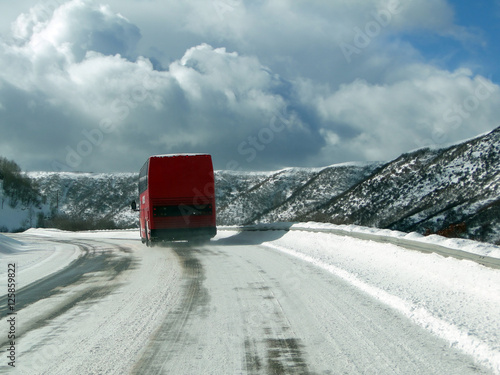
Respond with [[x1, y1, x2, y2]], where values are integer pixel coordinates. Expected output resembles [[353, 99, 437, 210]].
[[300, 126, 500, 243], [2, 126, 497, 244]]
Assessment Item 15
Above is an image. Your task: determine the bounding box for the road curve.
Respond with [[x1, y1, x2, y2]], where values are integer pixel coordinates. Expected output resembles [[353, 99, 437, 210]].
[[1, 230, 491, 374], [133, 231, 488, 374]]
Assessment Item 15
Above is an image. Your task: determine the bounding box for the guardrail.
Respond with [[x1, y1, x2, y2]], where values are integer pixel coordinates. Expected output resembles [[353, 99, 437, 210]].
[[219, 223, 500, 269]]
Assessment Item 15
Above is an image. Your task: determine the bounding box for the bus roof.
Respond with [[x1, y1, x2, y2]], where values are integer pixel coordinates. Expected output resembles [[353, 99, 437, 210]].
[[150, 153, 211, 159]]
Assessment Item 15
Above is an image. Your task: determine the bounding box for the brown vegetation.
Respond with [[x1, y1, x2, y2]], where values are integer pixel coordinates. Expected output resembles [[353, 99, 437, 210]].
[[41, 214, 118, 231], [425, 222, 467, 239]]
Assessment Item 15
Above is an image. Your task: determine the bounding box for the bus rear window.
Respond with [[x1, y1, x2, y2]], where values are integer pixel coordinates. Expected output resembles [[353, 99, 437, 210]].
[[153, 204, 213, 217]]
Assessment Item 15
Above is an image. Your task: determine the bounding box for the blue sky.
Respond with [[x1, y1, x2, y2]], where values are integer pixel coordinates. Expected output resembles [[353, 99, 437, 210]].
[[455, 0, 500, 79], [403, 0, 500, 80], [0, 0, 499, 172]]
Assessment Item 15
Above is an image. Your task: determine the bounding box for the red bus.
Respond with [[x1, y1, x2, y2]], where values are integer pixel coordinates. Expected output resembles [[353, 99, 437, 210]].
[[134, 154, 217, 245]]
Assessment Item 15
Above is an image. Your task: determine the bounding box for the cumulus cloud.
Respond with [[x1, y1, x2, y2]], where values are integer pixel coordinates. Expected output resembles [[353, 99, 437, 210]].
[[15, 0, 140, 60], [308, 65, 500, 163], [136, 0, 466, 84], [0, 0, 498, 172], [0, 1, 320, 171]]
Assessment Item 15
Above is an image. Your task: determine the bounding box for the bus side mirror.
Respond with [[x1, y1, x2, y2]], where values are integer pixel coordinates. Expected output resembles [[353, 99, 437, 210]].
[[131, 200, 138, 211]]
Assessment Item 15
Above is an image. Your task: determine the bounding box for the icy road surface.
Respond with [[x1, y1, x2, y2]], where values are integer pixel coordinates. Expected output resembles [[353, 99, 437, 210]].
[[0, 227, 499, 374]]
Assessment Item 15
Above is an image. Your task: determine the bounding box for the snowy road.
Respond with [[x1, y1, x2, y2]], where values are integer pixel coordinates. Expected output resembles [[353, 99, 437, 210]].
[[0, 227, 499, 374]]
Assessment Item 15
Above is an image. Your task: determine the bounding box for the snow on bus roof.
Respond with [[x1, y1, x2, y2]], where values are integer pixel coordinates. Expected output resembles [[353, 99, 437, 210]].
[[152, 153, 211, 158]]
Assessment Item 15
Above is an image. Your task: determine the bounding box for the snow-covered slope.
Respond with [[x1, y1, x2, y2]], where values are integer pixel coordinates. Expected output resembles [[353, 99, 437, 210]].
[[303, 126, 500, 244], [0, 180, 46, 232], [29, 172, 138, 228], [0, 233, 24, 253], [215, 163, 380, 225], [254, 163, 380, 224]]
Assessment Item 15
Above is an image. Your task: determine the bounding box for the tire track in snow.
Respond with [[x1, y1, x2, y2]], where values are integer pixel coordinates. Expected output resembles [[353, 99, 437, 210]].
[[0, 239, 135, 348], [263, 242, 499, 374], [235, 261, 313, 374], [132, 243, 210, 374]]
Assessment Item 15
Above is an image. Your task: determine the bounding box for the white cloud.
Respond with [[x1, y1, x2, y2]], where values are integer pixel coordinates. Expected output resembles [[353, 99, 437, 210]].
[[0, 1, 318, 171], [31, 0, 140, 60], [309, 65, 500, 163], [0, 0, 498, 172]]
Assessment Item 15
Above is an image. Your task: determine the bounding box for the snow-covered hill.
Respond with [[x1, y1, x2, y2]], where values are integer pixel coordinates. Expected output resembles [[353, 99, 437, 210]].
[[0, 158, 46, 231], [29, 172, 138, 229], [302, 126, 500, 244], [215, 163, 379, 225], [0, 185, 43, 231]]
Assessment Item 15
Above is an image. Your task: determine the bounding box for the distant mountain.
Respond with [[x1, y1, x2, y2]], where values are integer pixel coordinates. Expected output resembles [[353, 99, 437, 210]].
[[22, 126, 500, 244], [216, 163, 380, 225], [28, 163, 378, 230], [300, 126, 500, 244], [29, 172, 138, 230]]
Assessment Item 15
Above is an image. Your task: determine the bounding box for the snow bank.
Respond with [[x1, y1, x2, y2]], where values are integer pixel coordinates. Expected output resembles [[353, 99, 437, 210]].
[[292, 222, 500, 259], [0, 230, 83, 289], [295, 222, 500, 259], [0, 233, 25, 254], [221, 221, 500, 261], [24, 227, 139, 240]]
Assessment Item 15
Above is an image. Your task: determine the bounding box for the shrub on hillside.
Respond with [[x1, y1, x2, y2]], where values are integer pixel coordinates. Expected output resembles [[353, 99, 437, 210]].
[[43, 214, 119, 231], [0, 157, 41, 207]]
